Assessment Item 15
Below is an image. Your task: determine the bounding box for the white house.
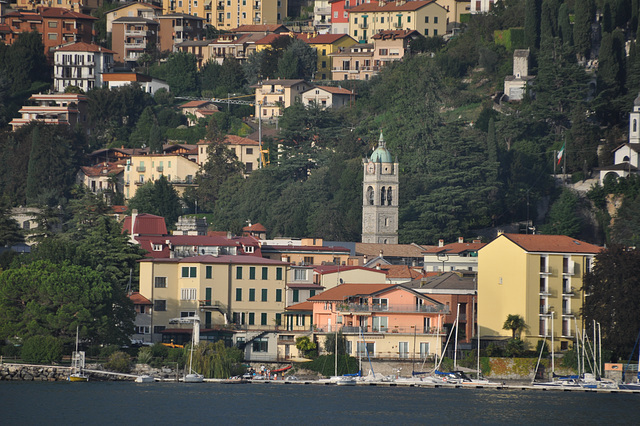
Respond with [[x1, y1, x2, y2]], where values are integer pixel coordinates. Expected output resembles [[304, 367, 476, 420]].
[[599, 93, 640, 183], [101, 72, 169, 95], [301, 86, 353, 109], [54, 42, 116, 93]]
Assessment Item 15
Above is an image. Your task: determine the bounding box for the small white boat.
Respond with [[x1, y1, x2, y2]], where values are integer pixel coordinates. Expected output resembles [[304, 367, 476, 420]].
[[184, 373, 204, 383], [135, 375, 155, 383], [335, 377, 357, 386], [68, 326, 88, 382]]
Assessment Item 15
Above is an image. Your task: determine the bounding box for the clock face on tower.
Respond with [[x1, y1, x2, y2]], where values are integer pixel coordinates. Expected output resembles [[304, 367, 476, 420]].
[[367, 162, 375, 174]]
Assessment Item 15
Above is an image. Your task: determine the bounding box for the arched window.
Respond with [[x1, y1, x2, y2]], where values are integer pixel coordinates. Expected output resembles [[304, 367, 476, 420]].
[[624, 156, 630, 162], [367, 186, 374, 205], [387, 187, 392, 205], [634, 119, 637, 133], [380, 187, 386, 206]]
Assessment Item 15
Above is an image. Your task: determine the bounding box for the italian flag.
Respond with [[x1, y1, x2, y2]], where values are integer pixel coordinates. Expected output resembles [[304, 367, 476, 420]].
[[557, 143, 565, 165]]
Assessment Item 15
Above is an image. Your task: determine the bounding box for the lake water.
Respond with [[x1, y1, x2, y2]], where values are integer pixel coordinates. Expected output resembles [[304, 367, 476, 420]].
[[1, 381, 637, 425]]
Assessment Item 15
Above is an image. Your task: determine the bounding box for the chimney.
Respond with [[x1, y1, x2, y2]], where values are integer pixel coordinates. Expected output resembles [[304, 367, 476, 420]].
[[473, 239, 481, 243], [438, 239, 444, 247], [130, 209, 138, 244], [458, 236, 464, 244]]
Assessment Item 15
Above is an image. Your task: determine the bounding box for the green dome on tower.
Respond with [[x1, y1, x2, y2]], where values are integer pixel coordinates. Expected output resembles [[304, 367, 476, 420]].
[[370, 132, 393, 163]]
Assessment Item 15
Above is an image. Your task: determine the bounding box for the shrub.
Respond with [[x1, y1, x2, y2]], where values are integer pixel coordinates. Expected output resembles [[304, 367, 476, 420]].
[[484, 343, 504, 357], [105, 351, 131, 373], [504, 338, 525, 357], [21, 336, 63, 363], [2, 344, 21, 358], [99, 345, 120, 359], [137, 347, 153, 364], [151, 343, 169, 359]]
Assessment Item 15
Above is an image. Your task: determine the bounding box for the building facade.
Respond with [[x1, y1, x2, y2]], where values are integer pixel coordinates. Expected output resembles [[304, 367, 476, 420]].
[[422, 238, 485, 272], [478, 233, 600, 351], [124, 154, 199, 199], [111, 16, 159, 64], [9, 93, 89, 131], [362, 132, 399, 244], [253, 79, 313, 119], [53, 42, 115, 93]]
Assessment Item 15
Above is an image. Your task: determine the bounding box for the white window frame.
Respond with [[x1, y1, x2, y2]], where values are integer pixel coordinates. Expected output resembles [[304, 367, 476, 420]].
[[181, 288, 197, 300]]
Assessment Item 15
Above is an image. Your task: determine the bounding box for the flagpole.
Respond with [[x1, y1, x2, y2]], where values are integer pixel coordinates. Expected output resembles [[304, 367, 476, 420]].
[[553, 149, 557, 175], [563, 139, 567, 181]]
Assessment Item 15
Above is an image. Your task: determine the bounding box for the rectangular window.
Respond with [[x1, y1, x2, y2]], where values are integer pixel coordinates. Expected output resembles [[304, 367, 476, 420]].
[[246, 148, 253, 155], [236, 288, 242, 301], [425, 16, 429, 23], [261, 288, 268, 301], [357, 342, 374, 357], [419, 342, 430, 358], [248, 312, 255, 325], [434, 16, 438, 24], [154, 277, 167, 288], [433, 29, 438, 36], [206, 265, 212, 279], [154, 300, 166, 311], [372, 316, 387, 332], [294, 269, 307, 281], [249, 288, 255, 301], [399, 342, 409, 358], [261, 312, 267, 325], [249, 266, 256, 279], [236, 266, 243, 279], [381, 17, 384, 23], [181, 288, 197, 300], [262, 267, 268, 280], [407, 16, 411, 23], [303, 256, 314, 265], [276, 289, 282, 302], [48, 33, 57, 40], [309, 290, 316, 297], [180, 311, 196, 317], [48, 21, 58, 28], [276, 268, 283, 280], [275, 313, 281, 326], [293, 289, 299, 303], [153, 325, 166, 334], [182, 266, 196, 278], [252, 337, 267, 352], [372, 298, 388, 310]]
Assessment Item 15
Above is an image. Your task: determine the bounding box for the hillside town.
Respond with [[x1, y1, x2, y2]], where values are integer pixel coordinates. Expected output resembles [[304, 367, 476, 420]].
[[1, 0, 640, 389]]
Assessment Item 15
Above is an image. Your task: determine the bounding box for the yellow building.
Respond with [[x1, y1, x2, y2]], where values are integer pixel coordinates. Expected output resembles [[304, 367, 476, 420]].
[[163, 0, 287, 28], [139, 255, 289, 343], [478, 234, 601, 351], [348, 0, 447, 43], [124, 154, 199, 200]]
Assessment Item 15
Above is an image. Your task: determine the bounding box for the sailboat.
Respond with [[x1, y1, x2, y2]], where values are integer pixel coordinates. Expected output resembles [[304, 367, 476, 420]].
[[68, 325, 88, 382], [184, 320, 204, 383], [619, 329, 640, 390]]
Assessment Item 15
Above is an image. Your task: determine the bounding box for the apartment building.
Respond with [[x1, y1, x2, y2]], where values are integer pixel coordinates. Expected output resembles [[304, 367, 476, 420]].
[[124, 153, 199, 199], [53, 42, 115, 93], [111, 16, 159, 64], [9, 93, 89, 131], [163, 0, 288, 28]]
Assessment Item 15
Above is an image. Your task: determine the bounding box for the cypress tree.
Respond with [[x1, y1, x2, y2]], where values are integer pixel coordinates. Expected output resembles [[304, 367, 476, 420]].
[[25, 125, 41, 204], [558, 3, 573, 47], [602, 1, 612, 34], [524, 0, 542, 49], [574, 0, 595, 60]]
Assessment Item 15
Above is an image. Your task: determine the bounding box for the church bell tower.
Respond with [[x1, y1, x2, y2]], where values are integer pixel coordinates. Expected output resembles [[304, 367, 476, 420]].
[[362, 133, 399, 244]]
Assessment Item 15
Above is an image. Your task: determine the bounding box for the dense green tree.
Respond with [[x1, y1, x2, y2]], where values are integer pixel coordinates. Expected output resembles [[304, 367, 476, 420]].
[[610, 194, 640, 246], [281, 39, 317, 80], [557, 3, 573, 47], [129, 106, 157, 148], [165, 51, 199, 96], [127, 176, 183, 230], [0, 31, 50, 94], [574, 0, 595, 60], [0, 260, 135, 345], [0, 204, 23, 247], [524, 0, 542, 49], [539, 189, 582, 237], [277, 49, 301, 79], [583, 245, 640, 360]]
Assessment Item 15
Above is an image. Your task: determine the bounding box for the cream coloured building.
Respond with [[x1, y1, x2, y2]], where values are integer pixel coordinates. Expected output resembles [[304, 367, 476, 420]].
[[163, 0, 287, 28], [253, 79, 314, 119], [348, 0, 447, 42], [139, 255, 289, 343], [478, 233, 601, 351], [124, 154, 199, 200]]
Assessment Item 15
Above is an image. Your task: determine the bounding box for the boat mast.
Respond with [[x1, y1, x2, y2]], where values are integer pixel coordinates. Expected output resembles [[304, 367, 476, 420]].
[[454, 303, 460, 370], [551, 311, 554, 375], [335, 328, 338, 377]]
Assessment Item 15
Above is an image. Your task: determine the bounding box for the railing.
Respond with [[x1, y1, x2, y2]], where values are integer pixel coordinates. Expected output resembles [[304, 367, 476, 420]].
[[170, 179, 196, 185], [393, 22, 403, 28], [359, 23, 368, 29], [136, 166, 146, 172], [253, 4, 260, 10], [539, 306, 551, 315], [562, 310, 575, 317], [336, 303, 449, 314], [125, 30, 147, 36], [539, 287, 551, 296], [332, 66, 380, 72], [318, 325, 446, 335], [198, 299, 228, 311], [156, 166, 164, 172], [263, 89, 284, 94], [217, 2, 224, 10], [125, 42, 146, 49], [205, 4, 211, 10], [314, 7, 331, 15]]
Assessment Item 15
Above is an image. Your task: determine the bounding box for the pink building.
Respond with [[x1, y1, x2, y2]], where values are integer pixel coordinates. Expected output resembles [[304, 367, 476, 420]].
[[309, 283, 448, 359]]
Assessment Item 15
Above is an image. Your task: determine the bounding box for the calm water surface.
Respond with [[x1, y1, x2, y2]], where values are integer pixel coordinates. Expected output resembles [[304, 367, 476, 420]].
[[1, 381, 638, 425]]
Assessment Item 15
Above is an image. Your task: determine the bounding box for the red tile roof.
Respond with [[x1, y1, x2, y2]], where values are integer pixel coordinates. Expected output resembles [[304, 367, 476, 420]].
[[497, 233, 603, 254], [378, 265, 423, 279], [371, 30, 420, 40], [306, 33, 353, 44], [243, 223, 267, 232], [197, 135, 259, 146], [307, 283, 395, 301], [180, 100, 211, 108], [255, 33, 287, 45], [56, 42, 116, 54], [112, 205, 127, 214], [286, 301, 313, 311], [349, 0, 437, 13], [287, 283, 324, 289], [129, 291, 152, 305], [38, 6, 97, 20], [122, 214, 168, 236], [139, 254, 289, 265], [423, 242, 486, 254]]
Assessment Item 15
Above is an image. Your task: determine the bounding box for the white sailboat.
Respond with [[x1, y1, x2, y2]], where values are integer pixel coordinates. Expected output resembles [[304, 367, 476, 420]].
[[68, 325, 88, 382], [184, 318, 204, 383]]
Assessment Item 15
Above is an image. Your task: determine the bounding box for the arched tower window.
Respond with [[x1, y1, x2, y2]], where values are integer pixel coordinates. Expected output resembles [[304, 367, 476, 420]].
[[387, 187, 392, 205], [380, 187, 386, 206], [367, 186, 374, 205], [624, 156, 630, 162]]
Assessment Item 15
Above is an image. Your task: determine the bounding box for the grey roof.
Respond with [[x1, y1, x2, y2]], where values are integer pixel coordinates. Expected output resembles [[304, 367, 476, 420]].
[[157, 13, 205, 21], [112, 17, 159, 24], [405, 271, 477, 292], [635, 91, 640, 106]]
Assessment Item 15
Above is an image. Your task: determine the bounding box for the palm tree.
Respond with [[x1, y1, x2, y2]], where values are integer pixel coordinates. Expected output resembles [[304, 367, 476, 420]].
[[503, 314, 526, 339]]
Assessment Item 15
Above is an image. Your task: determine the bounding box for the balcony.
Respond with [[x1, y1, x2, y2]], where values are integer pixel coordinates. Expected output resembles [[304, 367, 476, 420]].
[[393, 22, 403, 28], [539, 287, 551, 296], [314, 7, 331, 15], [125, 30, 147, 36], [320, 325, 446, 335], [358, 22, 368, 29], [136, 166, 146, 172], [253, 3, 260, 10], [198, 299, 227, 312], [539, 306, 552, 315], [125, 42, 147, 49], [562, 310, 575, 317], [336, 303, 449, 314], [563, 286, 575, 295], [156, 166, 164, 172]]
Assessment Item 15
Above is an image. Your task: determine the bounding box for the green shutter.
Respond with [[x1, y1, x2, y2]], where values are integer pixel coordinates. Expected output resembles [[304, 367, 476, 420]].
[[262, 267, 268, 280], [293, 289, 299, 303], [236, 288, 242, 301], [182, 267, 188, 277], [276, 267, 283, 280], [190, 267, 197, 278], [276, 289, 282, 302], [275, 313, 281, 326], [236, 266, 242, 279], [250, 267, 256, 280], [261, 288, 267, 301], [248, 312, 255, 325], [261, 313, 267, 325], [206, 266, 212, 279], [249, 288, 255, 301]]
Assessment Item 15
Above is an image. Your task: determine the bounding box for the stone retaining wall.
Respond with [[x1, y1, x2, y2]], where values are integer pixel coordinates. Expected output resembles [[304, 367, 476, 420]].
[[0, 364, 71, 381]]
